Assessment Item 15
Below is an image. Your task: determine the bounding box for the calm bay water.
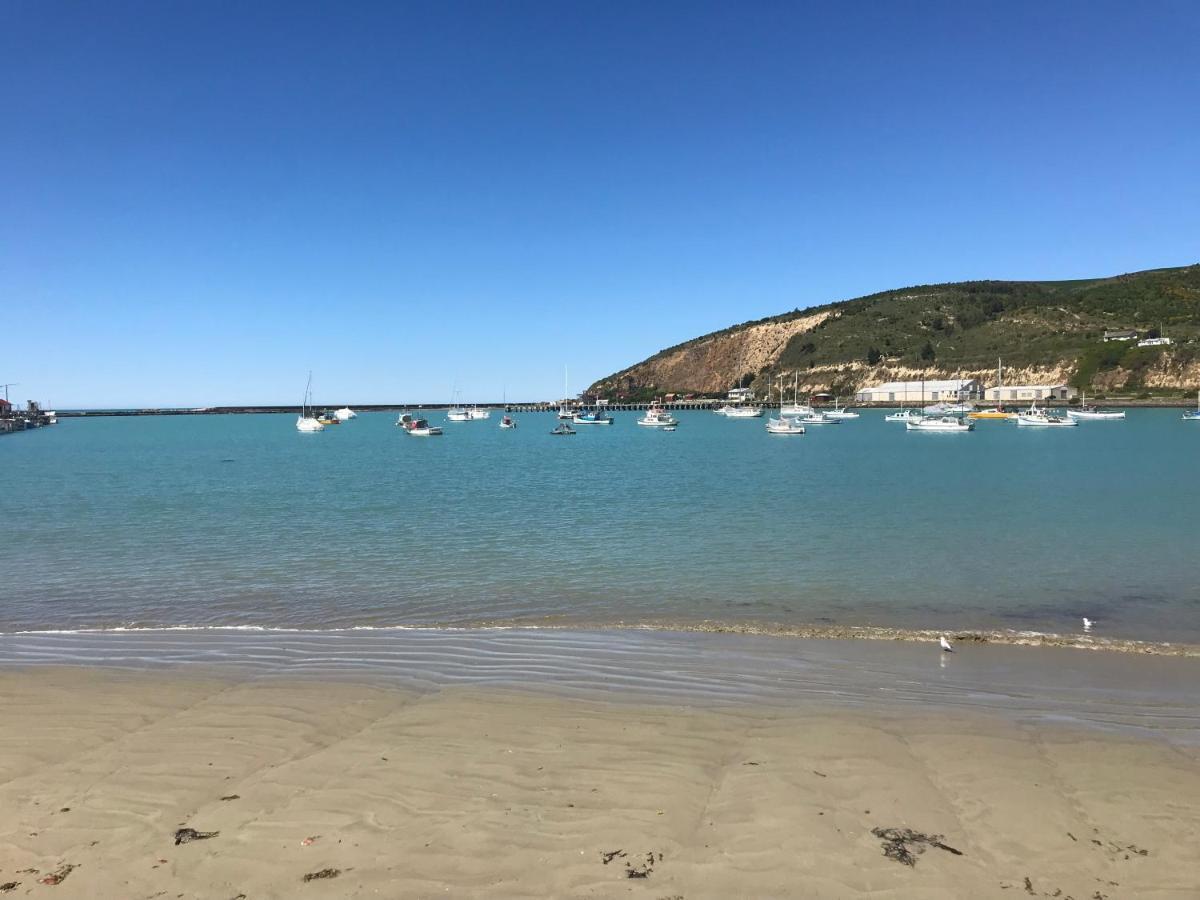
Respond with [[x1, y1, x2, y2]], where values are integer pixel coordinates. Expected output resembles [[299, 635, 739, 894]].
[[2, 410, 1197, 642]]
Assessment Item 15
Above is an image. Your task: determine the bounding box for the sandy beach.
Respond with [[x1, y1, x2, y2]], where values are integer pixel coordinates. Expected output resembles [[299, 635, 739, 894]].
[[0, 667, 1197, 898]]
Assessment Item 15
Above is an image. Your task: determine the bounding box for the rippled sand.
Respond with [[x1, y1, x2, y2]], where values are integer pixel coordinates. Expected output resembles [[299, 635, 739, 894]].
[[1, 667, 1198, 898]]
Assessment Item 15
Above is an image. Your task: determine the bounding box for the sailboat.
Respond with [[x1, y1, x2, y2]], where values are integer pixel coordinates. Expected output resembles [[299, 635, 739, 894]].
[[766, 375, 805, 434], [1067, 391, 1125, 420], [970, 359, 1016, 419], [446, 387, 471, 422], [334, 407, 357, 421], [557, 367, 574, 419], [296, 373, 324, 432], [1182, 391, 1200, 421], [823, 397, 860, 419]]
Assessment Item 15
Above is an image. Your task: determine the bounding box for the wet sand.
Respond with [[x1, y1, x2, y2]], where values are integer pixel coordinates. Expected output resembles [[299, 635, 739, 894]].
[[1, 667, 1198, 898]]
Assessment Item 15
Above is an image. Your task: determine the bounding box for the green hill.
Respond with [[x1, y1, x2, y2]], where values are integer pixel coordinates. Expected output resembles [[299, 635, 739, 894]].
[[591, 264, 1200, 400]]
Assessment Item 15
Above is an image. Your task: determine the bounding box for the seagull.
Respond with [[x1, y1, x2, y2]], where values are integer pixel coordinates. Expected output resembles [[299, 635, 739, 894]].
[[939, 635, 954, 653], [1082, 617, 1094, 632]]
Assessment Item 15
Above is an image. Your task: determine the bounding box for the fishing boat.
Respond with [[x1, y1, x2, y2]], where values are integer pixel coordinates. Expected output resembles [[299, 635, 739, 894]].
[[885, 384, 918, 422], [573, 407, 614, 425], [499, 413, 517, 429], [796, 411, 839, 425], [766, 376, 805, 435], [295, 373, 325, 432], [446, 392, 471, 422], [1067, 392, 1125, 420], [334, 407, 357, 421], [316, 411, 340, 426], [1016, 402, 1078, 427], [550, 422, 576, 435], [465, 406, 491, 420], [906, 415, 974, 432], [637, 401, 678, 427], [1184, 391, 1200, 421]]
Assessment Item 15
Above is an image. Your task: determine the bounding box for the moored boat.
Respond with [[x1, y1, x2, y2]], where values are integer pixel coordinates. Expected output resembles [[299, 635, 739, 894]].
[[1185, 391, 1200, 421], [334, 407, 357, 421], [398, 412, 442, 436], [573, 408, 614, 425], [1067, 393, 1125, 420], [296, 373, 325, 432], [637, 401, 678, 427], [1016, 403, 1078, 427], [906, 415, 974, 432]]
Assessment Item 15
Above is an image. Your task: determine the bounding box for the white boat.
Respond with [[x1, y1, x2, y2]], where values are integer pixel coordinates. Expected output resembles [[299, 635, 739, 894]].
[[550, 422, 576, 435], [499, 414, 517, 429], [637, 401, 678, 427], [1066, 393, 1125, 420], [573, 408, 614, 425], [446, 408, 471, 422], [397, 412, 442, 436], [906, 415, 974, 432], [796, 411, 839, 425], [766, 416, 805, 434], [723, 405, 763, 418], [296, 373, 325, 432], [466, 406, 491, 420], [1016, 402, 1078, 427], [765, 376, 805, 434], [823, 397, 860, 419], [885, 408, 923, 423], [1184, 391, 1200, 421], [334, 407, 357, 421]]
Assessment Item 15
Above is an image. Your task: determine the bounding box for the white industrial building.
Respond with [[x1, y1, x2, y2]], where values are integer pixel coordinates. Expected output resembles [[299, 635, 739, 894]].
[[984, 384, 1077, 401], [854, 379, 982, 403]]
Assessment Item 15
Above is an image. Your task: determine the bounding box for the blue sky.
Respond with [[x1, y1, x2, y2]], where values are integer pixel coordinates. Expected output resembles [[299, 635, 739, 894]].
[[3, 1, 1198, 407]]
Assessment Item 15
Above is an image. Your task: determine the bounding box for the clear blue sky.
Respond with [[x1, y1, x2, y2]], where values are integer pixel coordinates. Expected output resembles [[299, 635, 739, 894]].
[[3, 0, 1198, 407]]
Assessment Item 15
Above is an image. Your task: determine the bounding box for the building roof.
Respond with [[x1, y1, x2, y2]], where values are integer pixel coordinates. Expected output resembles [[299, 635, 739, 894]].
[[859, 379, 979, 393], [987, 384, 1069, 391]]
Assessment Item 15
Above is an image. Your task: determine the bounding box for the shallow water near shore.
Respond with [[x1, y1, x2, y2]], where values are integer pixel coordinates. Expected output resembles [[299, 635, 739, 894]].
[[3, 408, 1197, 640]]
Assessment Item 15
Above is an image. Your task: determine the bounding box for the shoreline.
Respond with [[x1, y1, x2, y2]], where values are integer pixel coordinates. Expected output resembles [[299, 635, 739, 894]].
[[4, 626, 1198, 747], [7, 619, 1199, 656], [0, 667, 1197, 898]]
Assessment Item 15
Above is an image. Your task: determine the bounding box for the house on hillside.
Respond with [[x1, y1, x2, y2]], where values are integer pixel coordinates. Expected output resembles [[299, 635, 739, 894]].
[[1103, 329, 1138, 342], [1137, 336, 1172, 347], [854, 379, 981, 404], [727, 387, 755, 402], [984, 384, 1077, 402]]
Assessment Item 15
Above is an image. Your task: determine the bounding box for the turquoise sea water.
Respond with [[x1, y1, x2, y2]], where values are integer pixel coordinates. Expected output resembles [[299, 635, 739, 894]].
[[2, 410, 1197, 641]]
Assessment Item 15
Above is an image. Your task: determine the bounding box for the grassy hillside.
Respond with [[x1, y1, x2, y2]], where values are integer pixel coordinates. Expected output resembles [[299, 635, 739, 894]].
[[592, 264, 1200, 398]]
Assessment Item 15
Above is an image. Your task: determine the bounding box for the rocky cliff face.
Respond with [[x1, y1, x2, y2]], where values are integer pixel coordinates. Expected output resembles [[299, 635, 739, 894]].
[[596, 311, 834, 395]]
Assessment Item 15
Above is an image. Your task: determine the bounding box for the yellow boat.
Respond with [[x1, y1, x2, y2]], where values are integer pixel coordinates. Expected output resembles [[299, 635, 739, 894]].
[[316, 413, 340, 425], [968, 408, 1015, 420]]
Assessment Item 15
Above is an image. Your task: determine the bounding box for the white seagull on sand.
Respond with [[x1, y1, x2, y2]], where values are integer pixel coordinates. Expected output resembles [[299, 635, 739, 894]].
[[1083, 617, 1095, 632], [939, 635, 954, 653]]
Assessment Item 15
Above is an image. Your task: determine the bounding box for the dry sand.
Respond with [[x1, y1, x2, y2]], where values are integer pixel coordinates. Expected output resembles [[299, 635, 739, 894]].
[[0, 667, 1197, 898]]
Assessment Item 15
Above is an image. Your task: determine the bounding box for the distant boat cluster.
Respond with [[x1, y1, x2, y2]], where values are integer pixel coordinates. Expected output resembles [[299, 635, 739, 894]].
[[295, 368, 1200, 436]]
